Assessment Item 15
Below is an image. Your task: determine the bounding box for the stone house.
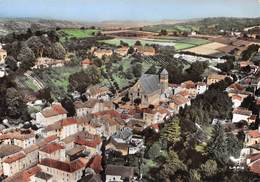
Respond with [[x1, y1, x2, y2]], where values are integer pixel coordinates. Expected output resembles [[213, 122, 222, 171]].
[[39, 142, 66, 162], [36, 103, 68, 126], [232, 107, 252, 123], [38, 158, 86, 182], [207, 74, 228, 85], [105, 165, 135, 182]]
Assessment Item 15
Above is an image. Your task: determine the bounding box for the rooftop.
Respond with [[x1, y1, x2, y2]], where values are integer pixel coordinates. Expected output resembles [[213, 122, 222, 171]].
[[106, 164, 134, 177], [39, 158, 85, 173], [40, 142, 64, 154]]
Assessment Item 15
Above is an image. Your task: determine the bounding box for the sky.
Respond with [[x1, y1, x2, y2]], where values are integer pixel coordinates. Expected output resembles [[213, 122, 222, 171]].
[[0, 0, 259, 22]]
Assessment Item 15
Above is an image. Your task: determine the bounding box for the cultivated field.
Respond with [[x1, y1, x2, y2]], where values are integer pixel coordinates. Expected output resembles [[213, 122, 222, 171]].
[[101, 37, 210, 50], [58, 28, 99, 40], [184, 42, 227, 56]]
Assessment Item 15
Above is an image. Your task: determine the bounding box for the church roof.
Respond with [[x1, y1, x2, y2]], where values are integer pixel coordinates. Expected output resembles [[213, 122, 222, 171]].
[[139, 74, 160, 94]]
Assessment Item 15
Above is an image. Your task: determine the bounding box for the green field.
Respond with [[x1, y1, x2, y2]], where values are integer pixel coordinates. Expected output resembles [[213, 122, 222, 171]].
[[59, 28, 99, 40], [100, 37, 210, 50]]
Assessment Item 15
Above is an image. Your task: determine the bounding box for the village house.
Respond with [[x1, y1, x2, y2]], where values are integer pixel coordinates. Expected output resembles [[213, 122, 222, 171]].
[[0, 144, 22, 175], [207, 73, 228, 85], [39, 142, 66, 161], [94, 110, 125, 137], [32, 57, 70, 69], [0, 49, 7, 65], [231, 95, 244, 108], [175, 81, 207, 98], [93, 48, 113, 59], [129, 70, 168, 107], [36, 102, 68, 126], [105, 164, 135, 182], [106, 138, 129, 156], [115, 47, 129, 57], [33, 171, 53, 182], [134, 46, 156, 56], [74, 99, 113, 117], [2, 152, 26, 176], [143, 107, 169, 126], [4, 166, 41, 182], [43, 118, 78, 140], [38, 158, 86, 182], [77, 116, 104, 136], [245, 126, 260, 146], [169, 94, 191, 113], [84, 85, 111, 100], [74, 134, 102, 156], [246, 153, 260, 176], [81, 58, 93, 69], [0, 129, 36, 148], [232, 107, 253, 123]]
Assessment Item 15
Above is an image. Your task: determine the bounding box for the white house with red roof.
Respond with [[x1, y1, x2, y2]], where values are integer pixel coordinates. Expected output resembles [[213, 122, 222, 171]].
[[245, 126, 260, 146], [39, 142, 66, 162], [81, 58, 93, 69], [36, 102, 68, 126], [232, 107, 253, 123], [43, 118, 78, 140], [38, 158, 86, 182]]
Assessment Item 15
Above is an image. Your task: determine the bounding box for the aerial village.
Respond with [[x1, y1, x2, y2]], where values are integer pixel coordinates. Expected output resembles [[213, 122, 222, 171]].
[[0, 17, 260, 182]]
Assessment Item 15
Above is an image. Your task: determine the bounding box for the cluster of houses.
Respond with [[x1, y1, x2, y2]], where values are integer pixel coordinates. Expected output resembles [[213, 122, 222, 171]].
[[0, 47, 7, 78], [0, 66, 213, 181]]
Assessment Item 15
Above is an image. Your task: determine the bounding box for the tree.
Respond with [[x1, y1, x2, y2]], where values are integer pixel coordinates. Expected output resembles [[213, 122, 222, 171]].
[[161, 118, 181, 148], [147, 142, 161, 160], [165, 151, 186, 174], [135, 40, 142, 46], [17, 46, 35, 71], [190, 169, 201, 182], [225, 133, 243, 158], [132, 63, 142, 77], [36, 88, 53, 103], [51, 42, 66, 59], [159, 29, 168, 36], [200, 159, 218, 177], [207, 124, 228, 165], [127, 47, 135, 55], [5, 87, 28, 120], [61, 96, 75, 117], [146, 65, 157, 74], [5, 56, 18, 71]]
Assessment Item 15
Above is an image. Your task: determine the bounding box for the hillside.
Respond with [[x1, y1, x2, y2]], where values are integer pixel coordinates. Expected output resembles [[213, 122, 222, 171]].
[[141, 17, 260, 34]]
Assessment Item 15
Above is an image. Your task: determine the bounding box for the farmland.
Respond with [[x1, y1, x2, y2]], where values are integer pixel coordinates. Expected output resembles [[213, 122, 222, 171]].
[[58, 28, 99, 40], [100, 37, 210, 50]]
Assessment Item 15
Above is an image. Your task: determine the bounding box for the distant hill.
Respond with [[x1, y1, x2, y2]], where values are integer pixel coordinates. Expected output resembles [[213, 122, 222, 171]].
[[141, 17, 260, 34], [0, 18, 185, 36]]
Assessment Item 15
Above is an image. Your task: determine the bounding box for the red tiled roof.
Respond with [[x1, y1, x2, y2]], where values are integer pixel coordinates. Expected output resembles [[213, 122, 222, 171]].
[[3, 152, 26, 163], [4, 166, 41, 182], [52, 104, 68, 115], [88, 155, 103, 174], [40, 142, 64, 154], [75, 135, 102, 148], [247, 130, 260, 138], [232, 95, 243, 101], [233, 107, 252, 116], [249, 160, 260, 175], [61, 118, 77, 126], [248, 153, 260, 163], [94, 110, 121, 118], [81, 59, 93, 65], [39, 158, 85, 173]]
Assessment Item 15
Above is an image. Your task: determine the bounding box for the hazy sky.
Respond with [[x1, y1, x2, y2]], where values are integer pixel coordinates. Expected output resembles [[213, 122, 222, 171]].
[[0, 0, 259, 21]]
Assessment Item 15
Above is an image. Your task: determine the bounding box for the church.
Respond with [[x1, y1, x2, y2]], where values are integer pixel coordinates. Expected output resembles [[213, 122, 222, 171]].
[[129, 69, 168, 107]]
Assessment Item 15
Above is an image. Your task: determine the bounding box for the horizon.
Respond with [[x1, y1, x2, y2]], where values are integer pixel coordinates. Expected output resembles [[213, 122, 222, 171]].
[[0, 0, 259, 22]]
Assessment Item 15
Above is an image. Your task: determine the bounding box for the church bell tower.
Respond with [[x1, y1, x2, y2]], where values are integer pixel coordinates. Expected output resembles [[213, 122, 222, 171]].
[[160, 69, 168, 93]]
